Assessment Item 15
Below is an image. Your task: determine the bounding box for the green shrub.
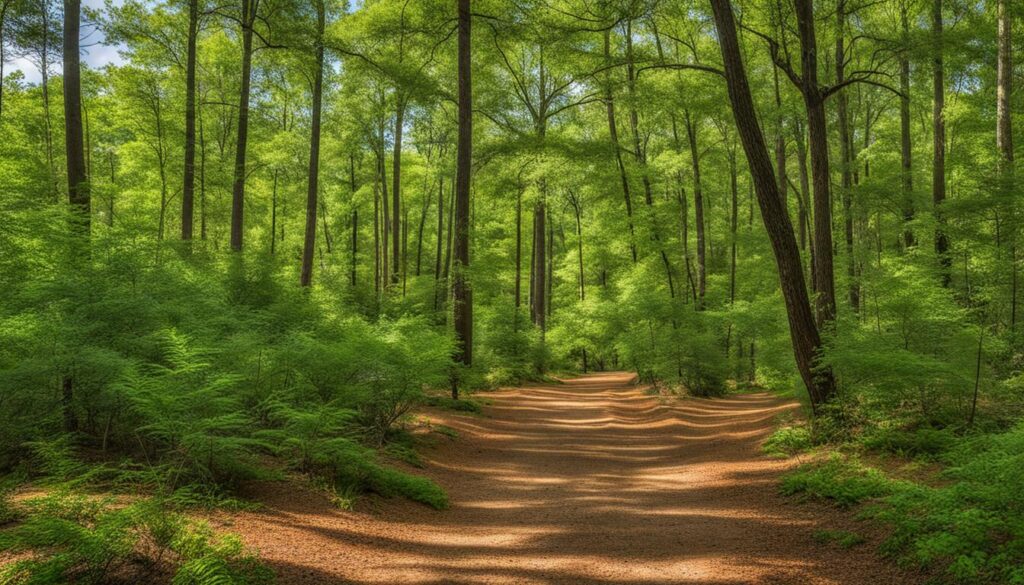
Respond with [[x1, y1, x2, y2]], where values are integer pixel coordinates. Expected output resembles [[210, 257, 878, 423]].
[[862, 427, 957, 459], [0, 493, 272, 585], [780, 456, 896, 507], [813, 529, 865, 549], [762, 425, 813, 458]]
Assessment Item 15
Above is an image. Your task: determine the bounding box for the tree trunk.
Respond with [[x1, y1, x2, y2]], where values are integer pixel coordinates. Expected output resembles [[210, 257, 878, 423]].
[[685, 111, 707, 309], [181, 0, 198, 241], [710, 0, 835, 412], [604, 30, 637, 264], [350, 154, 358, 287], [795, 0, 837, 326], [515, 186, 522, 311], [392, 97, 405, 287], [300, 1, 325, 288], [932, 0, 950, 285], [836, 0, 859, 312], [900, 0, 915, 248], [62, 0, 88, 432], [997, 0, 1015, 327], [230, 0, 257, 251]]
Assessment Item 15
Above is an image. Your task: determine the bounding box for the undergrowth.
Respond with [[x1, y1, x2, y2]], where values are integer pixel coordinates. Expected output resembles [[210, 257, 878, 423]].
[[0, 492, 272, 585]]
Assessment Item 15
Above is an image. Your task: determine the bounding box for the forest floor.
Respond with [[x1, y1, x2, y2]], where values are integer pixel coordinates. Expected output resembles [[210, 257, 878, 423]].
[[219, 372, 923, 584]]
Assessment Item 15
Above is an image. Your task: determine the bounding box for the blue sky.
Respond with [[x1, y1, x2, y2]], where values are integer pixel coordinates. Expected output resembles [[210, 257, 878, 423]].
[[8, 0, 126, 84]]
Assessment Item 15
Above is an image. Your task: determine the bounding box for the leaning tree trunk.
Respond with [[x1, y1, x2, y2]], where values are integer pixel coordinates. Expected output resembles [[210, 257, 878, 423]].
[[710, 0, 835, 412], [300, 1, 325, 287], [451, 0, 473, 397]]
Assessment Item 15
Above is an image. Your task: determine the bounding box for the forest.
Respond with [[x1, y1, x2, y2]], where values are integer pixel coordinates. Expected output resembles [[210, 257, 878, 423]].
[[0, 0, 1022, 582]]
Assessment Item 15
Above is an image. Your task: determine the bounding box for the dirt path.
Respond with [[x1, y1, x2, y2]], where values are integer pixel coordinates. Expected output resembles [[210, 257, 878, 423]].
[[226, 373, 920, 584]]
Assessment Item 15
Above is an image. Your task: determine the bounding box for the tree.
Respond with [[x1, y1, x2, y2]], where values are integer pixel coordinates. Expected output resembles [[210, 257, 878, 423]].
[[451, 0, 471, 397], [300, 0, 325, 287], [710, 0, 835, 410]]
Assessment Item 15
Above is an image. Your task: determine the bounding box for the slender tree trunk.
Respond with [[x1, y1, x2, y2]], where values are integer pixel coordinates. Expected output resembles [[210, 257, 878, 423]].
[[230, 0, 257, 251], [270, 169, 278, 254], [199, 98, 207, 240], [392, 97, 405, 287], [514, 186, 522, 312], [932, 0, 950, 285], [350, 154, 358, 287], [415, 176, 430, 276], [900, 0, 915, 248], [729, 151, 738, 304], [181, 0, 198, 241], [836, 0, 859, 311], [300, 1, 325, 288], [795, 0, 837, 326], [604, 30, 637, 264], [62, 0, 88, 432], [685, 111, 707, 309], [434, 175, 444, 307], [532, 199, 547, 333], [794, 120, 810, 253], [997, 0, 1015, 328], [710, 0, 835, 412]]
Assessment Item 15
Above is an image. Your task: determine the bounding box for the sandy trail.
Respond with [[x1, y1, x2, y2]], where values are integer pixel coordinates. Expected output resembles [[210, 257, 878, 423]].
[[227, 372, 919, 584]]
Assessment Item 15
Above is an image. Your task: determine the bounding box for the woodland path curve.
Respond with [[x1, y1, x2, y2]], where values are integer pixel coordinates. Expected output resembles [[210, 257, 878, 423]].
[[224, 372, 921, 584]]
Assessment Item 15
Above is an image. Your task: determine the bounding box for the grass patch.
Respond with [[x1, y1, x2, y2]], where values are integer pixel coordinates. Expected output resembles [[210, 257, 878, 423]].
[[780, 456, 897, 507], [813, 529, 866, 549], [0, 492, 272, 585], [762, 424, 813, 458], [862, 427, 958, 460]]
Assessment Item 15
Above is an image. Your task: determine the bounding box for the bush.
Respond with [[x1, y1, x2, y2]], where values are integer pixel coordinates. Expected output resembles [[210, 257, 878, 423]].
[[762, 425, 813, 458], [780, 456, 897, 507], [0, 493, 272, 585], [862, 427, 957, 459]]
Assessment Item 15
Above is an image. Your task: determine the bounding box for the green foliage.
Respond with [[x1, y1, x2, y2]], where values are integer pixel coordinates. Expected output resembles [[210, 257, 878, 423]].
[[862, 427, 958, 459], [762, 424, 813, 458], [780, 456, 897, 508], [0, 493, 272, 585], [812, 529, 866, 549]]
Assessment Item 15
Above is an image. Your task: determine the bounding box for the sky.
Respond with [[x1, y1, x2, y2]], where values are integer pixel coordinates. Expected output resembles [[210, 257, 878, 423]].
[[7, 0, 127, 84]]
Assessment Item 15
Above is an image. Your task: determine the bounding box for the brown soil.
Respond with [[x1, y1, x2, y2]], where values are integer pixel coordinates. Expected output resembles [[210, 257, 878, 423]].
[[223, 372, 923, 585]]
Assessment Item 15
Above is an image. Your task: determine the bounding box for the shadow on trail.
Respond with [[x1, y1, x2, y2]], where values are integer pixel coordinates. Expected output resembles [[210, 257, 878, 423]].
[[227, 372, 922, 585]]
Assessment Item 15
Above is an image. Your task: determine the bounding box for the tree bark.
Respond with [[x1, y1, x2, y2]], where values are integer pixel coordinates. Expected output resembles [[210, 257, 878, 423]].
[[300, 0, 325, 287], [452, 0, 472, 389], [392, 97, 405, 287], [604, 30, 637, 264], [685, 111, 706, 309], [900, 0, 915, 248], [836, 0, 859, 312], [794, 0, 837, 327], [62, 0, 88, 432], [181, 0, 198, 241], [710, 0, 835, 412], [932, 0, 950, 285], [230, 0, 257, 251]]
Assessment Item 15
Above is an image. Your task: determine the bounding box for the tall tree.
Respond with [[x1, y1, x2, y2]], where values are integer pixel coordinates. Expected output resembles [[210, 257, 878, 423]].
[[710, 0, 835, 411], [229, 0, 258, 252], [932, 0, 950, 285], [451, 0, 472, 396], [300, 0, 325, 287], [181, 0, 198, 240], [62, 0, 88, 431]]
